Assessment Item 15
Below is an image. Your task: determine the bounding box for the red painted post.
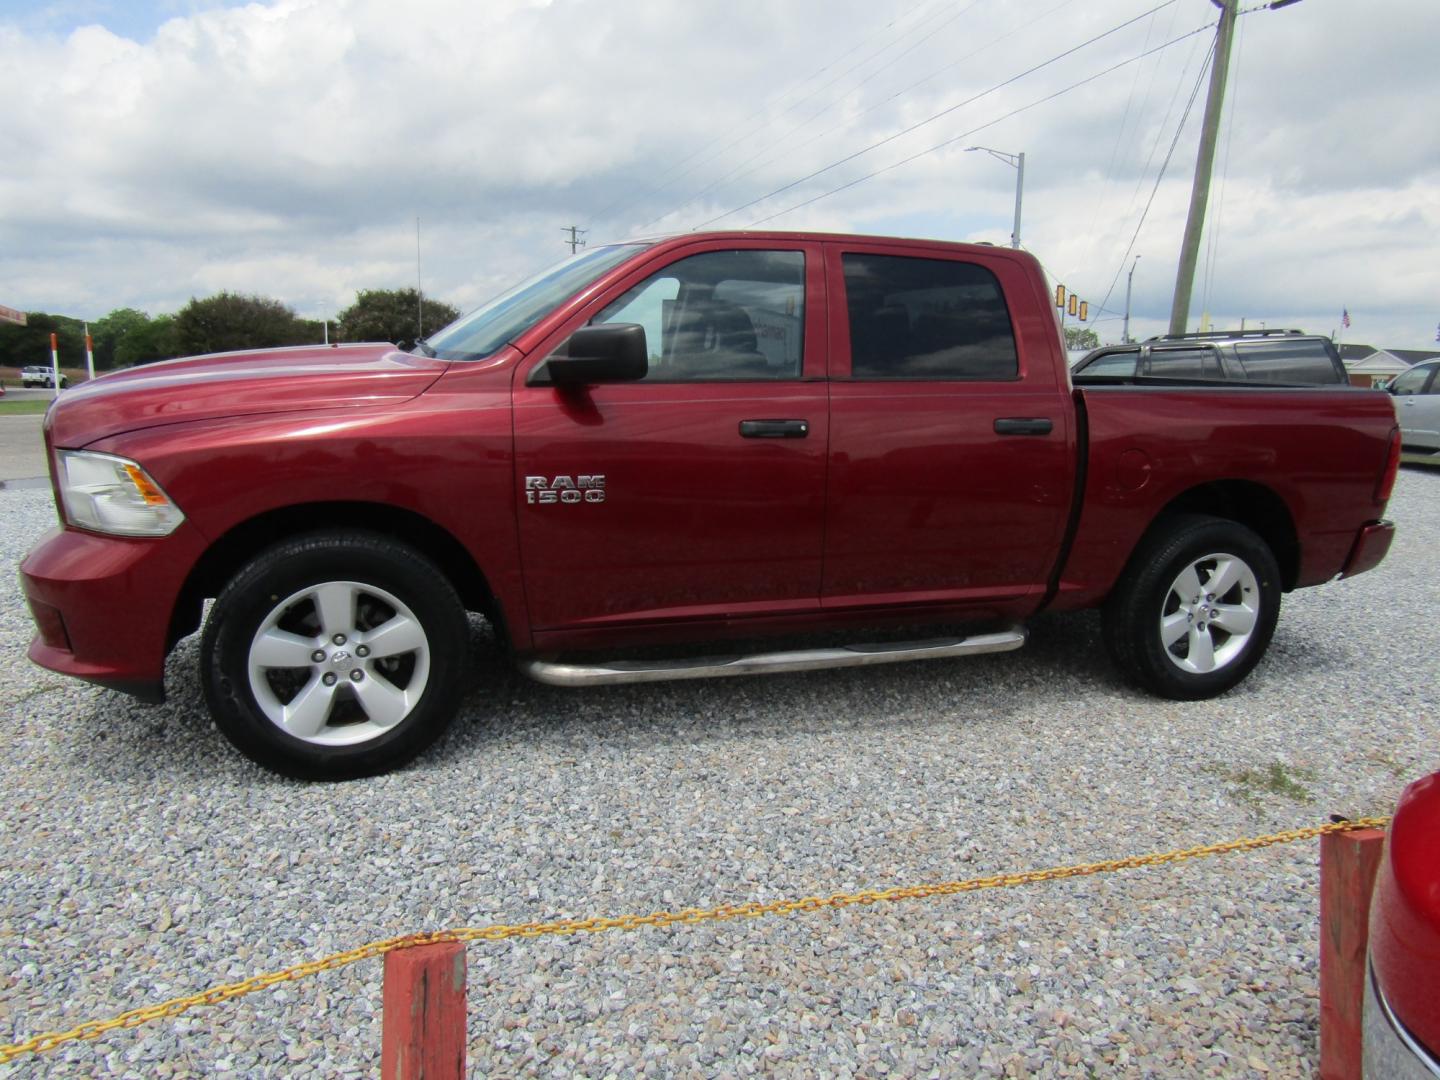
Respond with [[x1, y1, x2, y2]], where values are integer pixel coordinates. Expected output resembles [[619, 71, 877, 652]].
[[381, 941, 467, 1079], [1319, 828, 1386, 1080]]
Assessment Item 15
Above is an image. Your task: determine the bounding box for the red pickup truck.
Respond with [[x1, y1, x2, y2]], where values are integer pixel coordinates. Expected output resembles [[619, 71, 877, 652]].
[[20, 232, 1400, 778]]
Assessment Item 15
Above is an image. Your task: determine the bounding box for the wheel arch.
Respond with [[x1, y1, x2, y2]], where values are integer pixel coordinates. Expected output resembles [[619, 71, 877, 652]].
[[168, 501, 500, 650], [1142, 480, 1300, 590]]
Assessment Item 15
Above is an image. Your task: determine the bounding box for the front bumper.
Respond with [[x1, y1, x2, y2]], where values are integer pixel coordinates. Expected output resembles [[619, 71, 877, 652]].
[[1365, 962, 1440, 1079], [19, 523, 207, 702]]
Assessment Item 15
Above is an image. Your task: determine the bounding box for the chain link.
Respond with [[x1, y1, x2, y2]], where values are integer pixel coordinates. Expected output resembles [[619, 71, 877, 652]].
[[0, 816, 1389, 1064]]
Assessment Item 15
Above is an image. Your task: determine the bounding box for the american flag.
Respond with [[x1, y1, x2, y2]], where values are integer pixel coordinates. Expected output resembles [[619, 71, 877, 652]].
[[1342, 308, 1351, 329]]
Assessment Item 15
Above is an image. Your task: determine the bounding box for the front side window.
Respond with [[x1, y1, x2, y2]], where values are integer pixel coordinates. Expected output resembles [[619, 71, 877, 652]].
[[843, 253, 1018, 380], [589, 249, 805, 381], [1390, 363, 1436, 395]]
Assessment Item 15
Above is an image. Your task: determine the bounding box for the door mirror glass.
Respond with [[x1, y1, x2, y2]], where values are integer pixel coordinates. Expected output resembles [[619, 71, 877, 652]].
[[541, 324, 649, 385]]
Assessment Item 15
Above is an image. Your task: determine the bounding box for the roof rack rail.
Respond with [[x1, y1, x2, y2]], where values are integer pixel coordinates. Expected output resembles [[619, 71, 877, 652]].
[[1144, 329, 1306, 342]]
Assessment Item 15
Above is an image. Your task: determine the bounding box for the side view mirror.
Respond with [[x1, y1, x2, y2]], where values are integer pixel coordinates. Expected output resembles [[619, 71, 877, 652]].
[[538, 324, 648, 386]]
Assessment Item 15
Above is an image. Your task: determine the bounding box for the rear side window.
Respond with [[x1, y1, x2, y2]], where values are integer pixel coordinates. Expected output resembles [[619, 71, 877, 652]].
[[1145, 346, 1223, 379], [843, 253, 1018, 379], [1232, 340, 1343, 384]]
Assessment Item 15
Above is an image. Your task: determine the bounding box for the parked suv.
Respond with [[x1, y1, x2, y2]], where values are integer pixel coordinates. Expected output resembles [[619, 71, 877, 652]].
[[1072, 329, 1349, 385], [21, 365, 69, 389]]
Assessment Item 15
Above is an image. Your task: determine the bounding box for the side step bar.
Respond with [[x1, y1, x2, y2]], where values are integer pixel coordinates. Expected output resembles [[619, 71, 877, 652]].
[[520, 626, 1027, 687]]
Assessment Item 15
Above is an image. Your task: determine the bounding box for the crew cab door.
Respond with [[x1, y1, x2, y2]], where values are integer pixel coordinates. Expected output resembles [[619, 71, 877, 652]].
[[512, 240, 829, 633], [820, 242, 1073, 620]]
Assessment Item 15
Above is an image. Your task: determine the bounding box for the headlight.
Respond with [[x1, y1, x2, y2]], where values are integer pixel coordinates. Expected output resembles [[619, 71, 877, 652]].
[[56, 450, 186, 537]]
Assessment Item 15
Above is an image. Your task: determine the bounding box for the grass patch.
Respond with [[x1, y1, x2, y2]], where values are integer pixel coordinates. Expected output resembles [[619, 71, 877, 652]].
[[1205, 760, 1316, 809], [0, 399, 51, 415]]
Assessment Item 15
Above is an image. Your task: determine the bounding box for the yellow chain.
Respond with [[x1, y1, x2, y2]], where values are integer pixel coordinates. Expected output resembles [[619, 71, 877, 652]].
[[0, 816, 1389, 1064]]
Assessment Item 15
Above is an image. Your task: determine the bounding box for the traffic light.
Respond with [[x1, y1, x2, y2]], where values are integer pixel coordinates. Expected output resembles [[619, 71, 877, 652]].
[[1079, 301, 1089, 322], [1055, 284, 1066, 309], [1068, 295, 1077, 317]]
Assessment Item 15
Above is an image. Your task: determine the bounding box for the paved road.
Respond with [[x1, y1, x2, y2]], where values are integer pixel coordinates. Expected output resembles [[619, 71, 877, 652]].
[[0, 415, 47, 482]]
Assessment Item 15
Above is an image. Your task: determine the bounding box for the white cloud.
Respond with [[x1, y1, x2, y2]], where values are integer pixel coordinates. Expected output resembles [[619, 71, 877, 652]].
[[1, 0, 1438, 349]]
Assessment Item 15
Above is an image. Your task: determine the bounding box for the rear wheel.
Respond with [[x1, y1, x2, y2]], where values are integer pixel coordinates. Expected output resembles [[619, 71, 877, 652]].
[[1103, 514, 1281, 700], [201, 530, 468, 779]]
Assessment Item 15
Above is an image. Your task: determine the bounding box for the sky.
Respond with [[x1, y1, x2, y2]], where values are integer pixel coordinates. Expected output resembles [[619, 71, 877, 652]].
[[2, 0, 1438, 350]]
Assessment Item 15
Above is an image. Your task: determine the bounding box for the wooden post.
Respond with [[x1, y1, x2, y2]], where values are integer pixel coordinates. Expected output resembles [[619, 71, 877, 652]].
[[1319, 828, 1386, 1080], [381, 941, 467, 1079]]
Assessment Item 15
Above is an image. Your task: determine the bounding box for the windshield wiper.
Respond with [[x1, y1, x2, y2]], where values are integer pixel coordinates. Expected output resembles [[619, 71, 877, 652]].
[[411, 338, 436, 357]]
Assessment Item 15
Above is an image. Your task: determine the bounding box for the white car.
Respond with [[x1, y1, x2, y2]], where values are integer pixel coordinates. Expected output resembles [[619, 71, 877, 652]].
[[1390, 359, 1440, 454], [20, 365, 69, 389]]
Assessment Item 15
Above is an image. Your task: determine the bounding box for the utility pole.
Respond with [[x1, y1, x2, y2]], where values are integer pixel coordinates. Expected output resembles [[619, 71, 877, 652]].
[[562, 225, 588, 255], [1170, 0, 1304, 335], [1169, 0, 1237, 336], [1123, 256, 1141, 343]]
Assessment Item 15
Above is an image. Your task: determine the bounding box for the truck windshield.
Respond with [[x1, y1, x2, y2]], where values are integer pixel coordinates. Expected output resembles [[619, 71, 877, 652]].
[[425, 243, 647, 361]]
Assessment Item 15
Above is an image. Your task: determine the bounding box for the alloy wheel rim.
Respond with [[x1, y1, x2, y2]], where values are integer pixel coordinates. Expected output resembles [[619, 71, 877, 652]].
[[246, 580, 430, 746], [1159, 552, 1260, 674]]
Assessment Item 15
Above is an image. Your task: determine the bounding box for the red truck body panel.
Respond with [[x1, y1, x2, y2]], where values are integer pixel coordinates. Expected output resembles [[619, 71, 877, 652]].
[[1369, 772, 1440, 1060], [47, 342, 445, 447], [1051, 385, 1399, 610], [19, 230, 1398, 700]]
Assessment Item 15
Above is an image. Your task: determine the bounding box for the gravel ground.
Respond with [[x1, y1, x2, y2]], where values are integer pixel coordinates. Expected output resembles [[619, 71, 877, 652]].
[[1, 468, 1437, 1078]]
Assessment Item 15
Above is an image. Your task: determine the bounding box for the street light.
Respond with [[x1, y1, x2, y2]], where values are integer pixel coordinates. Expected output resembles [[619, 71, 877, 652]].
[[1123, 255, 1141, 344], [965, 146, 1025, 250]]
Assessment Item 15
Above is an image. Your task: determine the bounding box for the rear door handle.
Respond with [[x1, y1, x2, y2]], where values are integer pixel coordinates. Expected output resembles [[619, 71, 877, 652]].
[[740, 419, 810, 439], [994, 417, 1054, 436]]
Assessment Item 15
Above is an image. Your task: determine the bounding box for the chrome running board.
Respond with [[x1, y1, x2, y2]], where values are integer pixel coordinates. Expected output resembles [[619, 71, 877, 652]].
[[520, 627, 1027, 687]]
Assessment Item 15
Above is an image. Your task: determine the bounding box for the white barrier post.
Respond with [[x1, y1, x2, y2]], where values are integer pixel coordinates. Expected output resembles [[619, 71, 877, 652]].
[[49, 332, 61, 398]]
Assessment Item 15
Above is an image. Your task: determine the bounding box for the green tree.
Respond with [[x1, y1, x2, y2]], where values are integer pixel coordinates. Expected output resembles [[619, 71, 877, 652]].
[[114, 314, 178, 368], [92, 308, 152, 370], [336, 289, 460, 348], [172, 292, 308, 356], [0, 312, 86, 370], [1064, 326, 1100, 351]]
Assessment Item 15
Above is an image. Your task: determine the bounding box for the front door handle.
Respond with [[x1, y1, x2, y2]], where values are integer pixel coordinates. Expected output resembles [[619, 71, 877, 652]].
[[994, 417, 1054, 436], [740, 419, 810, 439]]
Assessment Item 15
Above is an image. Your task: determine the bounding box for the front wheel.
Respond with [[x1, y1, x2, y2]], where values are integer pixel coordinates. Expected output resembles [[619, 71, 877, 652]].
[[201, 530, 468, 779], [1102, 514, 1281, 700]]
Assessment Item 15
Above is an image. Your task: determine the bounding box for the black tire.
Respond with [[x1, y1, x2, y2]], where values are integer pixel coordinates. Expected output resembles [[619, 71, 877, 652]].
[[201, 530, 468, 780], [1102, 514, 1281, 700]]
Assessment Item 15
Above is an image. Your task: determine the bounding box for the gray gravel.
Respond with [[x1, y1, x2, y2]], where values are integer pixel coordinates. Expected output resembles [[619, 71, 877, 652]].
[[1, 467, 1437, 1078]]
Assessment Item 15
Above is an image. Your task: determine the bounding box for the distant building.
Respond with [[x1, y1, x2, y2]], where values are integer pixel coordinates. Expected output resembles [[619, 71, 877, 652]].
[[1337, 343, 1440, 388]]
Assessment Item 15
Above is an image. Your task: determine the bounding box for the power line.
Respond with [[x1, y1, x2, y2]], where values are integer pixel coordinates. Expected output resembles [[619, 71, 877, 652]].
[[637, 0, 995, 231], [692, 0, 1182, 232], [1071, 0, 1178, 279], [591, 0, 954, 225], [1093, 37, 1215, 326], [1110, 23, 1207, 254], [642, 0, 1074, 233], [746, 21, 1215, 229]]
